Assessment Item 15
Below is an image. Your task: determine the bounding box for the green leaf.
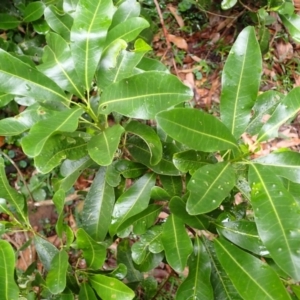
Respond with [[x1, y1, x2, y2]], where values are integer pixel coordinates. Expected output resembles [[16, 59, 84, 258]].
[[214, 237, 292, 300], [169, 196, 209, 230], [21, 107, 83, 157], [37, 32, 85, 98], [23, 2, 45, 22], [280, 14, 300, 43], [35, 134, 87, 173], [253, 151, 300, 183], [0, 240, 19, 299], [88, 124, 124, 166], [79, 282, 97, 300], [99, 72, 193, 119], [34, 236, 59, 271], [44, 5, 73, 41], [160, 175, 182, 197], [249, 164, 300, 280], [81, 167, 114, 241], [110, 173, 155, 236], [53, 189, 65, 237], [0, 49, 69, 107], [203, 239, 242, 300], [216, 220, 269, 256], [187, 162, 236, 215], [0, 157, 28, 224], [258, 87, 300, 141], [220, 26, 262, 138], [125, 120, 162, 165], [89, 274, 135, 300], [134, 252, 164, 272], [70, 0, 115, 91], [246, 91, 283, 135], [156, 108, 239, 152], [115, 160, 147, 179], [127, 136, 181, 176], [33, 18, 50, 35], [110, 0, 140, 29], [161, 214, 193, 273], [176, 237, 213, 299], [76, 228, 106, 269], [0, 93, 13, 108], [46, 250, 69, 294], [136, 57, 169, 73], [151, 186, 170, 200], [0, 13, 20, 29], [221, 0, 237, 9]]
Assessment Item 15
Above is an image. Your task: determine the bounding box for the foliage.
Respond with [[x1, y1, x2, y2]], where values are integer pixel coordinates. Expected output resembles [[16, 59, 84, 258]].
[[0, 0, 300, 299]]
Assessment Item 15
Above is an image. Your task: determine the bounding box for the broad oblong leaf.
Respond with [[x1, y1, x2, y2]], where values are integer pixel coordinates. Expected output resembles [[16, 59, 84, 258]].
[[125, 120, 162, 165], [76, 228, 106, 269], [110, 173, 156, 236], [249, 164, 300, 280], [115, 160, 147, 179], [220, 26, 262, 138], [221, 0, 238, 9], [160, 175, 182, 197], [258, 87, 300, 141], [253, 151, 300, 183], [98, 72, 193, 119], [81, 167, 114, 241], [21, 107, 83, 157], [156, 108, 239, 152], [280, 14, 300, 43], [89, 274, 135, 300], [23, 2, 45, 22], [79, 282, 97, 300], [161, 214, 193, 273], [0, 49, 69, 107], [46, 250, 69, 295], [0, 13, 20, 29], [88, 124, 124, 166], [70, 0, 115, 91], [214, 238, 292, 300], [176, 237, 213, 299], [0, 240, 19, 299], [187, 162, 236, 215]]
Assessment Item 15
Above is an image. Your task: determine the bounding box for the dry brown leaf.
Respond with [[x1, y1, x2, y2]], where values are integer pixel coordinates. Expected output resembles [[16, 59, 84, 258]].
[[0, 136, 5, 147], [275, 41, 294, 62], [167, 4, 184, 28], [167, 34, 188, 51]]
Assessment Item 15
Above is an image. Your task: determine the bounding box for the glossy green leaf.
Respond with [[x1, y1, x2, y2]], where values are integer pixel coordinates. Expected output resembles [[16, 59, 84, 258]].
[[35, 134, 87, 173], [0, 49, 69, 107], [115, 160, 147, 179], [258, 25, 270, 54], [125, 120, 162, 165], [151, 186, 170, 200], [44, 5, 73, 41], [253, 151, 300, 184], [216, 220, 269, 256], [203, 239, 242, 300], [76, 228, 106, 269], [21, 107, 83, 157], [88, 124, 124, 166], [58, 156, 93, 191], [23, 2, 45, 22], [258, 87, 300, 141], [79, 282, 97, 300], [220, 26, 262, 138], [81, 167, 114, 241], [99, 72, 193, 119], [33, 18, 50, 35], [109, 263, 127, 280], [187, 162, 236, 215], [110, 172, 155, 236], [173, 150, 211, 174], [110, 0, 140, 29], [281, 14, 300, 43], [63, 0, 79, 16], [160, 175, 182, 197], [285, 179, 300, 205], [127, 136, 181, 176], [176, 237, 213, 299], [136, 57, 169, 73], [89, 274, 135, 300], [34, 236, 59, 271], [105, 161, 121, 187], [134, 252, 164, 272], [0, 93, 13, 107], [161, 214, 193, 273], [0, 157, 28, 224], [37, 33, 84, 98], [169, 196, 209, 230], [70, 0, 114, 91], [249, 164, 300, 280], [221, 0, 237, 9], [156, 108, 239, 152], [246, 91, 283, 135], [53, 189, 65, 237], [0, 13, 20, 29], [214, 237, 292, 300], [0, 240, 19, 299], [46, 250, 69, 294]]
